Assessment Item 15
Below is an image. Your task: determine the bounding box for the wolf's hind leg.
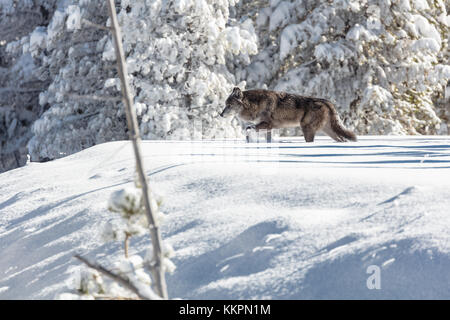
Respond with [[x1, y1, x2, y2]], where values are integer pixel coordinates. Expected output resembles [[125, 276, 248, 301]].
[[301, 124, 316, 142], [266, 130, 272, 143]]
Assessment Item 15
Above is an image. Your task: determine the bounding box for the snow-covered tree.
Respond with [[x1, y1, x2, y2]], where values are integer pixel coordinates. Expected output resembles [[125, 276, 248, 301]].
[[25, 1, 128, 162], [2, 0, 449, 168], [238, 0, 449, 135], [0, 0, 57, 171], [114, 0, 258, 140], [26, 0, 258, 161]]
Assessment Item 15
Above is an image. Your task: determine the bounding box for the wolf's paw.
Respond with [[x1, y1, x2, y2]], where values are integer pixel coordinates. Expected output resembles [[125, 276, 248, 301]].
[[246, 131, 258, 143]]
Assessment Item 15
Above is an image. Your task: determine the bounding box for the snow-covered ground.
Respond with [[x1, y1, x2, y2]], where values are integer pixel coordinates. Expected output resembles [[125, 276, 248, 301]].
[[0, 135, 449, 299]]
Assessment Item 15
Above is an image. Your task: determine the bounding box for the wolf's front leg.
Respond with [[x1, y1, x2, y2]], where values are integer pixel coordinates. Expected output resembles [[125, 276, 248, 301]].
[[255, 122, 272, 143], [244, 124, 255, 143]]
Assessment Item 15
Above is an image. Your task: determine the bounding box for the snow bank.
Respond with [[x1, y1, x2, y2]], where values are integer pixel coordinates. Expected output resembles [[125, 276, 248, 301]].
[[0, 136, 449, 299]]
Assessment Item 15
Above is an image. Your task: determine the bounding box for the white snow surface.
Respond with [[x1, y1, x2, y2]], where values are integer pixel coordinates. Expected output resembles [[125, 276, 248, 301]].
[[1, 136, 450, 299]]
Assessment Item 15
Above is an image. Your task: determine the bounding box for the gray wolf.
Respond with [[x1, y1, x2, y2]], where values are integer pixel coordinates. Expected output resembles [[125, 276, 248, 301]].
[[220, 87, 357, 143]]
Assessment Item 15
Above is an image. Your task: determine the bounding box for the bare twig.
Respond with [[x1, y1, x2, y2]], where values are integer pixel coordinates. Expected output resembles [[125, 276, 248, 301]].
[[74, 254, 146, 300], [64, 93, 121, 102], [82, 18, 111, 31], [0, 87, 44, 93], [106, 0, 168, 299]]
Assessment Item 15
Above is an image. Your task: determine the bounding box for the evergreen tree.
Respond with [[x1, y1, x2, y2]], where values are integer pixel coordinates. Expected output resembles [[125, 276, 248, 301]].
[[27, 1, 127, 161], [27, 0, 258, 161], [239, 0, 449, 135], [0, 0, 56, 171], [1, 0, 449, 167]]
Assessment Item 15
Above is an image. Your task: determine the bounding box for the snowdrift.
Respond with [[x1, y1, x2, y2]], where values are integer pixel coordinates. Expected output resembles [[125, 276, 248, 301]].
[[0, 136, 449, 299]]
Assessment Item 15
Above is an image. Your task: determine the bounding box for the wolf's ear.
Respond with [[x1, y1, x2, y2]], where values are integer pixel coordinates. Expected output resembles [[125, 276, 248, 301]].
[[232, 87, 243, 100]]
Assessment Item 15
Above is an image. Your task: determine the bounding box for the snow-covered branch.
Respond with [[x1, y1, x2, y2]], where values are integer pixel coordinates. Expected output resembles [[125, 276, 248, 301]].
[[74, 254, 152, 300]]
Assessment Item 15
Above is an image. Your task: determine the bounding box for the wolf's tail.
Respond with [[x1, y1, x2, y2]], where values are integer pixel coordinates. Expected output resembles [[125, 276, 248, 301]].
[[325, 102, 357, 142]]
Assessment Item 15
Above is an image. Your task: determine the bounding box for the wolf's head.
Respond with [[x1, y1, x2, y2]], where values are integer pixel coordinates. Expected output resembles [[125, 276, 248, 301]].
[[220, 87, 244, 117]]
